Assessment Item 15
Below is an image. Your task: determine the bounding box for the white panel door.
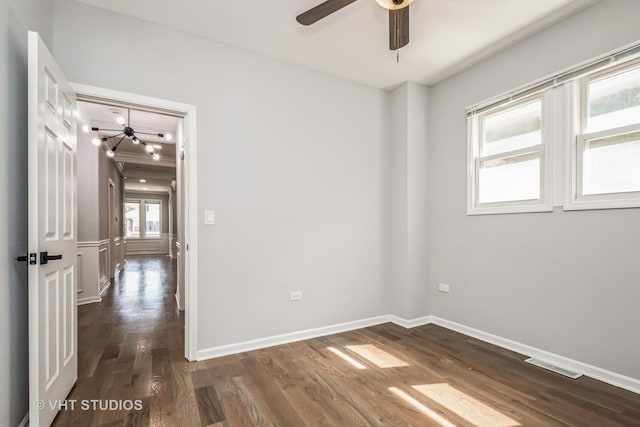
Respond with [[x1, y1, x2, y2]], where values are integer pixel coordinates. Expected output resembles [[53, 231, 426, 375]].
[[28, 31, 78, 427]]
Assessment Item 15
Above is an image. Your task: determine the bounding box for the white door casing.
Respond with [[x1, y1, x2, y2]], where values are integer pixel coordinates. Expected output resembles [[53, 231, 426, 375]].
[[28, 31, 78, 427], [108, 178, 115, 278]]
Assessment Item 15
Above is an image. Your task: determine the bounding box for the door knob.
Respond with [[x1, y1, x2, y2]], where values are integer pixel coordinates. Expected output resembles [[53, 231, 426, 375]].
[[40, 252, 63, 265]]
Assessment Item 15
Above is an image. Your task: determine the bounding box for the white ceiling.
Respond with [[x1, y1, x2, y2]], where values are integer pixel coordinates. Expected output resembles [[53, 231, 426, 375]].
[[77, 101, 178, 193], [76, 0, 593, 88], [77, 101, 179, 137]]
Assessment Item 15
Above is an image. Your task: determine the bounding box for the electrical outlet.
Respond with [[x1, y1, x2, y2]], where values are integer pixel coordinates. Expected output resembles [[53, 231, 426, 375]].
[[290, 291, 303, 301], [438, 283, 450, 293]]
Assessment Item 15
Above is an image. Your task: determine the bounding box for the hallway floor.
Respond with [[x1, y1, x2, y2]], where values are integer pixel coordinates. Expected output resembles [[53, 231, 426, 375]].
[[53, 256, 640, 426], [53, 255, 192, 426]]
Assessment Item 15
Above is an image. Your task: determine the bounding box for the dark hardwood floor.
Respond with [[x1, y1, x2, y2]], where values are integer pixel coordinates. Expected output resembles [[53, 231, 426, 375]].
[[54, 256, 640, 426]]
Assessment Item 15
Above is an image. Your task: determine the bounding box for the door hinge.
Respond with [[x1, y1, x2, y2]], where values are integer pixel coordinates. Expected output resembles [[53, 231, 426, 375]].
[[16, 253, 38, 265]]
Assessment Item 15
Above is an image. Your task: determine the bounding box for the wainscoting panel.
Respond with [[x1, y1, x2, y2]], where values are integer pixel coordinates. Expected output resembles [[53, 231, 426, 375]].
[[120, 239, 126, 270], [114, 236, 122, 274], [98, 239, 110, 295], [126, 233, 170, 256], [169, 234, 177, 258], [77, 241, 104, 305]]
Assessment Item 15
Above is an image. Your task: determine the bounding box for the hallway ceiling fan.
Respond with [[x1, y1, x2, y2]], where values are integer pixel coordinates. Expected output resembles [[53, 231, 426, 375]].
[[90, 109, 168, 160], [297, 0, 414, 50]]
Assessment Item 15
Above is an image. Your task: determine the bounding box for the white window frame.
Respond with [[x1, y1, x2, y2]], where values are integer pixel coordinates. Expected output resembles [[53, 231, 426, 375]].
[[124, 198, 163, 240], [467, 92, 554, 215], [565, 59, 640, 210]]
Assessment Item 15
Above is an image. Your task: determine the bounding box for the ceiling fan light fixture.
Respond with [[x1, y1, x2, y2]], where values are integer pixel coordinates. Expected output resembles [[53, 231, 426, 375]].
[[132, 136, 139, 144], [152, 154, 160, 161], [116, 116, 126, 125], [145, 144, 155, 153], [106, 149, 115, 158], [376, 0, 414, 10], [91, 138, 101, 146]]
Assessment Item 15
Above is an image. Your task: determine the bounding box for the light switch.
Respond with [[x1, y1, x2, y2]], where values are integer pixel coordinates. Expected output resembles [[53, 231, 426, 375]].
[[204, 210, 215, 225]]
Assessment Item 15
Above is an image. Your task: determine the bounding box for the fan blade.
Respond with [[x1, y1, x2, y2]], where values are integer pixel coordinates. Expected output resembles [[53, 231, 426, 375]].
[[389, 6, 410, 50], [296, 0, 358, 26]]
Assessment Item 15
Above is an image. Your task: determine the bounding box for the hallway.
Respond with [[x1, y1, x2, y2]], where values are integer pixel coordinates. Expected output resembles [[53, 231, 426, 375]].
[[53, 256, 192, 426]]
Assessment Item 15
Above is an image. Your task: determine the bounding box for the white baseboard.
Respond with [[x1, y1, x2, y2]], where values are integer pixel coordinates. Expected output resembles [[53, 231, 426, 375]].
[[99, 280, 111, 296], [78, 296, 102, 306], [126, 250, 169, 256], [175, 293, 184, 311], [195, 313, 640, 395], [430, 316, 640, 395], [196, 315, 394, 360], [18, 412, 28, 427], [388, 315, 433, 329]]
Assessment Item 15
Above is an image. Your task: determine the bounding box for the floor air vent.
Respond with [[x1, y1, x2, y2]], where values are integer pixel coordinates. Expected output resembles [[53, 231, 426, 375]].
[[525, 358, 583, 379]]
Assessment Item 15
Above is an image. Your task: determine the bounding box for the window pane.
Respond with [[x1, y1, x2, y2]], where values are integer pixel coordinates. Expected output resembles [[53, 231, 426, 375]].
[[125, 202, 140, 238], [482, 101, 542, 156], [145, 202, 161, 237], [583, 131, 640, 195], [587, 66, 640, 132], [479, 152, 540, 204]]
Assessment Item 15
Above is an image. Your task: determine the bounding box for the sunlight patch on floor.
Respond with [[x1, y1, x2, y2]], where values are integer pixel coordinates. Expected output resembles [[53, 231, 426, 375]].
[[389, 387, 457, 427], [345, 344, 409, 368], [326, 347, 367, 370], [413, 384, 520, 427]]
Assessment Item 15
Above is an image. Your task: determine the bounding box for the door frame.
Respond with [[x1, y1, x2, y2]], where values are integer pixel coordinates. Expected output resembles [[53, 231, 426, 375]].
[[72, 83, 199, 360], [108, 178, 116, 278]]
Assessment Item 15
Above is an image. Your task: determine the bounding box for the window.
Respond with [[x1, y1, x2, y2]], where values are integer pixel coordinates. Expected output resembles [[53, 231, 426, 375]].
[[467, 44, 640, 215], [125, 201, 140, 238], [568, 60, 640, 209], [468, 94, 552, 214], [125, 199, 162, 239], [145, 201, 161, 237]]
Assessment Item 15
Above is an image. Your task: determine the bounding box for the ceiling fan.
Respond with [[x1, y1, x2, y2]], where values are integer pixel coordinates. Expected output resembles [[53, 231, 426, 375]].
[[296, 0, 414, 51]]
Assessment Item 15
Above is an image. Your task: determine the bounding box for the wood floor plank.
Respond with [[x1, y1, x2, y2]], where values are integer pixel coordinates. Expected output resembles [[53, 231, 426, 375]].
[[194, 385, 225, 425], [54, 256, 640, 427]]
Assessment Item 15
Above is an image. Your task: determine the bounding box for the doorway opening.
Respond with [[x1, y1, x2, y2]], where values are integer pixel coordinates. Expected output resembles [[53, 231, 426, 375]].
[[73, 85, 198, 361]]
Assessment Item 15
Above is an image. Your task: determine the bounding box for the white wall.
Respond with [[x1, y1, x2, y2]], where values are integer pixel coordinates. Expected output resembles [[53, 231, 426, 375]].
[[0, 0, 54, 424], [428, 0, 640, 379], [53, 0, 393, 349]]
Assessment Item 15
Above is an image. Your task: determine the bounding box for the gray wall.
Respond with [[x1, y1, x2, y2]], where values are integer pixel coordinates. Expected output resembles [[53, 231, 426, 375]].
[[428, 0, 640, 379], [77, 130, 123, 243], [389, 82, 430, 319], [125, 191, 170, 234], [53, 0, 393, 349], [98, 150, 123, 241], [0, 0, 54, 425], [49, 0, 640, 383], [77, 130, 100, 241]]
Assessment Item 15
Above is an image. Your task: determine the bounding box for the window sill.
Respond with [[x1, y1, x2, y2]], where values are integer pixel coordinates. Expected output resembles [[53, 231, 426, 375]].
[[563, 197, 640, 211], [125, 237, 163, 241], [467, 202, 553, 216]]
